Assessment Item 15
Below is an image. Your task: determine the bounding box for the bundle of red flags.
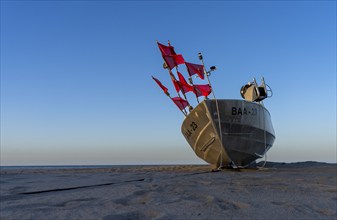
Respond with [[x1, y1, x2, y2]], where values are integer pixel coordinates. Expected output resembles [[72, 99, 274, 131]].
[[153, 41, 213, 113]]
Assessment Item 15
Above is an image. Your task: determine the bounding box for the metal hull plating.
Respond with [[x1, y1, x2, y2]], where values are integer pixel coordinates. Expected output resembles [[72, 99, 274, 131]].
[[181, 99, 275, 167]]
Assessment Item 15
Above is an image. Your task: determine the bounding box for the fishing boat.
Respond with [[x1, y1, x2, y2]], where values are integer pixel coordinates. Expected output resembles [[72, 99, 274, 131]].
[[152, 41, 275, 169]]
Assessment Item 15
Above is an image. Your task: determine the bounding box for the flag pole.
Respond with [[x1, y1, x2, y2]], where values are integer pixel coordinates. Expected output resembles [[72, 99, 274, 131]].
[[174, 66, 193, 112], [166, 92, 187, 116], [198, 52, 223, 169], [167, 40, 195, 110], [187, 74, 200, 103], [167, 41, 193, 110], [164, 65, 188, 115], [152, 75, 187, 116], [158, 40, 188, 115]]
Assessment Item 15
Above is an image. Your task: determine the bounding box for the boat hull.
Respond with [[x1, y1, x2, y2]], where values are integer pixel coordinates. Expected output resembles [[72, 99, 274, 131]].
[[181, 99, 275, 167]]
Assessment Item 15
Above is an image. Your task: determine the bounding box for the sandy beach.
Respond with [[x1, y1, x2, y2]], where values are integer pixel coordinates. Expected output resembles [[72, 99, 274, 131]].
[[0, 162, 336, 220]]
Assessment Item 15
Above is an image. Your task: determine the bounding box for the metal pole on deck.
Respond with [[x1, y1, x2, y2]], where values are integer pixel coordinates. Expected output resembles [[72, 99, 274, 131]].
[[167, 93, 187, 117], [162, 62, 187, 115], [163, 40, 193, 112], [173, 67, 193, 112], [198, 52, 224, 168], [188, 75, 200, 104], [165, 66, 191, 115]]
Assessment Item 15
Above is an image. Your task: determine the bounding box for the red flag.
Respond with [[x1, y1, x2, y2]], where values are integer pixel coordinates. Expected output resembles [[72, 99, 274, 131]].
[[158, 42, 185, 69], [185, 62, 205, 79], [172, 54, 185, 65], [163, 54, 185, 70], [157, 42, 176, 56], [193, 84, 212, 97], [171, 97, 189, 110], [169, 72, 181, 93], [177, 72, 194, 94], [152, 76, 169, 94]]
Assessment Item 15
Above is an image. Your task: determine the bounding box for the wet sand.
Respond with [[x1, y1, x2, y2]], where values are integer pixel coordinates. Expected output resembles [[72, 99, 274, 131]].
[[1, 162, 336, 220]]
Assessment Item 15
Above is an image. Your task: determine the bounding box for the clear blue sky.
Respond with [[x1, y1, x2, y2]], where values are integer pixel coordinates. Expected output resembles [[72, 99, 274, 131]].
[[1, 1, 336, 165]]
